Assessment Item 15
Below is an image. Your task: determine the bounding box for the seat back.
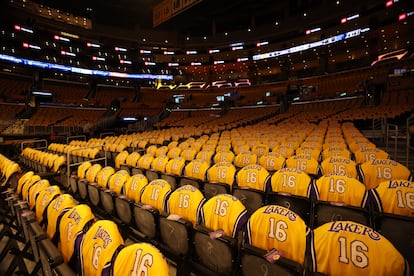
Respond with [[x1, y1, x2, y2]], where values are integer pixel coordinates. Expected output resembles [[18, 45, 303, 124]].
[[134, 179, 172, 240], [234, 164, 270, 214], [268, 168, 313, 224], [159, 215, 193, 256], [205, 162, 235, 199], [193, 194, 248, 275], [374, 214, 414, 272], [313, 174, 371, 228], [241, 244, 304, 276], [193, 225, 238, 275], [242, 205, 309, 275]]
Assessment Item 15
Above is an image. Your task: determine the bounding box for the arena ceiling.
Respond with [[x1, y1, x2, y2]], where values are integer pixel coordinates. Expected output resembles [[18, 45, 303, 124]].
[[29, 0, 375, 36]]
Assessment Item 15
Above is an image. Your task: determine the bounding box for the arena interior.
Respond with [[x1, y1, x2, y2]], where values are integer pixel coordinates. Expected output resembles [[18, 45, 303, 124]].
[[0, 0, 414, 275]]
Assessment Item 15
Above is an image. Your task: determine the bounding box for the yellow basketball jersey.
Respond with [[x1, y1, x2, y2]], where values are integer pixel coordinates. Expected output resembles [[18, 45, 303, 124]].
[[213, 150, 235, 164], [315, 174, 368, 207], [167, 147, 182, 159], [115, 150, 129, 169], [180, 148, 197, 161], [126, 151, 141, 167], [124, 174, 149, 203], [236, 164, 270, 192], [285, 154, 321, 176], [165, 158, 186, 176], [371, 180, 414, 217], [270, 168, 312, 197], [196, 150, 214, 164], [21, 174, 41, 201], [234, 152, 258, 168], [359, 159, 412, 190], [296, 147, 321, 161], [207, 161, 236, 187], [167, 185, 205, 226], [140, 179, 172, 211], [151, 156, 169, 173], [184, 160, 210, 181], [311, 221, 407, 275], [107, 170, 130, 195], [155, 145, 169, 157], [138, 154, 155, 170], [251, 144, 270, 158], [322, 147, 351, 160], [247, 205, 309, 265], [112, 243, 169, 275], [17, 171, 34, 195], [80, 220, 124, 276], [258, 152, 286, 172], [77, 162, 92, 179], [59, 204, 95, 263], [85, 164, 102, 183], [28, 179, 50, 210], [95, 166, 115, 188], [46, 194, 76, 240], [321, 157, 358, 179], [201, 194, 248, 238], [354, 147, 389, 164], [35, 185, 61, 224]]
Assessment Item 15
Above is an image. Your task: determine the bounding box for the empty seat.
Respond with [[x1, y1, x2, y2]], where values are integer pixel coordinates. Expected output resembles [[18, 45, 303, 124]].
[[114, 173, 149, 226], [134, 179, 172, 240], [268, 168, 313, 225], [242, 205, 310, 276], [233, 164, 271, 215], [159, 184, 205, 257], [193, 194, 248, 275], [100, 169, 130, 215], [180, 159, 210, 190], [205, 161, 236, 199], [313, 174, 371, 228]]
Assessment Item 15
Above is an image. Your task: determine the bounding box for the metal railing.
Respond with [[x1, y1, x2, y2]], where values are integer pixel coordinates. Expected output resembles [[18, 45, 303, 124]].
[[66, 145, 107, 190], [20, 139, 48, 152], [66, 135, 87, 144]]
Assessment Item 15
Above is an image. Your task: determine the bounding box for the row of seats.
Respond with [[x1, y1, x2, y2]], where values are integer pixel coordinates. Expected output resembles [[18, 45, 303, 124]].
[[27, 136, 410, 195], [0, 153, 21, 187], [22, 141, 411, 219], [1, 169, 170, 276], [67, 160, 414, 273]]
